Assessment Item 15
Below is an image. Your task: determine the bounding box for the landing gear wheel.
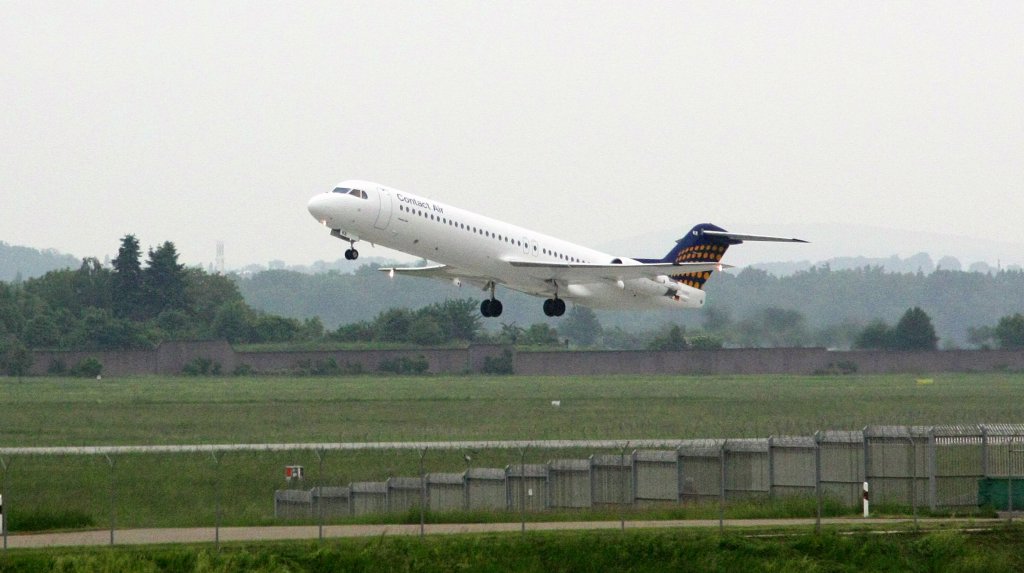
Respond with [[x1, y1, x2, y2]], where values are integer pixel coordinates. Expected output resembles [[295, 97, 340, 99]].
[[543, 298, 565, 317], [480, 299, 503, 318], [345, 248, 359, 260]]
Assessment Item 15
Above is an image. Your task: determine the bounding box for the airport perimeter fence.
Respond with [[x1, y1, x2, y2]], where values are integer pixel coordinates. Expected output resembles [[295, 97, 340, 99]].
[[1, 424, 1024, 548], [270, 425, 1024, 521]]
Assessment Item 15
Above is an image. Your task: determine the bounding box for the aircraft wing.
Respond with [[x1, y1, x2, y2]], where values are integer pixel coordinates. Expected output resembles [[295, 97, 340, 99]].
[[504, 259, 730, 282], [380, 260, 729, 291], [379, 264, 495, 289]]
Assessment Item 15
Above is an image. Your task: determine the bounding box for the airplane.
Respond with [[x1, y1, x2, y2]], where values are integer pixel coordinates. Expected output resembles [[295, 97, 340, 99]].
[[307, 180, 806, 318]]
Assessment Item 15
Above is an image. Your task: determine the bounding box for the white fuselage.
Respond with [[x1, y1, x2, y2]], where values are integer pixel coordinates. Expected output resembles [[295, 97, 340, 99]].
[[308, 180, 705, 310]]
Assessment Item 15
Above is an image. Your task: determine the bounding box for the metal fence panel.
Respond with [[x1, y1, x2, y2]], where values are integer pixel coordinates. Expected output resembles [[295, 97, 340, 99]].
[[312, 486, 350, 518], [386, 477, 422, 514], [932, 426, 984, 509], [465, 468, 507, 511], [678, 440, 724, 503], [426, 473, 465, 512], [769, 437, 816, 498], [274, 489, 312, 519], [634, 450, 679, 502], [548, 459, 592, 508], [590, 454, 634, 505], [350, 482, 387, 516], [507, 464, 548, 512], [724, 440, 769, 500], [819, 432, 865, 506]]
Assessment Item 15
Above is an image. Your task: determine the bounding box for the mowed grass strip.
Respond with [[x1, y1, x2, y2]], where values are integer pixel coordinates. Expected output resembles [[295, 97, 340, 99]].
[[1, 529, 1023, 573], [1, 373, 1022, 446]]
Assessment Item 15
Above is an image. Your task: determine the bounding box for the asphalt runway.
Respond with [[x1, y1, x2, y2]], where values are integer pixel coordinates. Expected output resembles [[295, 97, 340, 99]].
[[2, 517, 1004, 549]]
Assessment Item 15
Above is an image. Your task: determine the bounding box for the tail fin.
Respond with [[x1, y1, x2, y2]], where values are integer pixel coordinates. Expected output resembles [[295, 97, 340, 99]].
[[637, 223, 807, 290], [663, 224, 739, 290]]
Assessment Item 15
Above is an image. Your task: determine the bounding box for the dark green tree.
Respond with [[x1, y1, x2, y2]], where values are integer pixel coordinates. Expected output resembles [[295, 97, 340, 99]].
[[409, 299, 481, 343], [112, 234, 144, 318], [855, 320, 895, 349], [143, 241, 187, 317], [560, 305, 603, 347], [520, 323, 560, 346], [212, 300, 254, 343], [994, 313, 1024, 349], [22, 312, 60, 348], [892, 307, 938, 350], [1, 336, 33, 378], [648, 324, 689, 351], [373, 308, 414, 342]]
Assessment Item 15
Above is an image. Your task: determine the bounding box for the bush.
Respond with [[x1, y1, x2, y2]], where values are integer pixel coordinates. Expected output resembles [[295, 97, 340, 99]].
[[379, 355, 429, 375], [689, 335, 724, 350], [232, 362, 254, 376], [8, 509, 95, 532], [182, 357, 221, 376], [815, 361, 858, 375], [70, 357, 103, 378], [47, 358, 67, 375], [482, 349, 514, 374], [293, 357, 364, 376]]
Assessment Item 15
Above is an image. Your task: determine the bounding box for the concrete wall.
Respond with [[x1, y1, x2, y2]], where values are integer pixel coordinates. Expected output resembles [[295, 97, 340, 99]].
[[29, 341, 1024, 377]]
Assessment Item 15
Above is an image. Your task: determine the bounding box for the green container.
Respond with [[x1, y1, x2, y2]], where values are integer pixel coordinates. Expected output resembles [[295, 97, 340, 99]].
[[978, 478, 1024, 510]]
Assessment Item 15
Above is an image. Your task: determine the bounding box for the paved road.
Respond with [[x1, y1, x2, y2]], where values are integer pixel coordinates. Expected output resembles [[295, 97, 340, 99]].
[[2, 517, 1003, 549]]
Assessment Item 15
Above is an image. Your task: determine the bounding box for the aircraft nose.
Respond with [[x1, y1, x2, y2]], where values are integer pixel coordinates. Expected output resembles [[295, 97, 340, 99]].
[[308, 193, 331, 224]]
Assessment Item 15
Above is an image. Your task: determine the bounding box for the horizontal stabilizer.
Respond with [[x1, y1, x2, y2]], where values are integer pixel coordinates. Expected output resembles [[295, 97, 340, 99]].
[[700, 230, 808, 243]]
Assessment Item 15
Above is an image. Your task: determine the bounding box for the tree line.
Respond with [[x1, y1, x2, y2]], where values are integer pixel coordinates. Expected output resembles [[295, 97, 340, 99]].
[[0, 235, 323, 374], [5, 242, 1024, 376]]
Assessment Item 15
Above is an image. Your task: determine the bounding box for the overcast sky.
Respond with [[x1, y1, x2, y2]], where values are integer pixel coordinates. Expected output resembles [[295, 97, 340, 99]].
[[2, 2, 1022, 269]]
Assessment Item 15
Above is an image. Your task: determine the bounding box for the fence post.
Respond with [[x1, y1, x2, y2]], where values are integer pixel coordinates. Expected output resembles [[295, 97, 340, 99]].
[[907, 436, 918, 530], [767, 436, 775, 500], [981, 425, 989, 477], [719, 440, 727, 534], [519, 447, 527, 534], [1, 456, 9, 551], [103, 454, 116, 546], [928, 427, 937, 512], [619, 442, 629, 531], [419, 447, 427, 538], [315, 449, 325, 542], [814, 431, 822, 533], [211, 452, 222, 550]]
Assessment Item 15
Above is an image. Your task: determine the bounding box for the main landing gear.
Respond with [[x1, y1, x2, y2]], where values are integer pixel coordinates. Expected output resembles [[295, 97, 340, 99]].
[[480, 282, 503, 317], [480, 298, 503, 317], [542, 298, 566, 317]]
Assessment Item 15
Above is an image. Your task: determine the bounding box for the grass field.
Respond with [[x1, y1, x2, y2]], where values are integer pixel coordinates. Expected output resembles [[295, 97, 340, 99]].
[[0, 372, 1021, 530], [2, 528, 1023, 572], [2, 373, 1023, 446]]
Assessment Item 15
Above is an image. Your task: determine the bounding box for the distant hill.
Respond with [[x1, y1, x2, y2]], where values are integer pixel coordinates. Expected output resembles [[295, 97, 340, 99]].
[[0, 241, 80, 281]]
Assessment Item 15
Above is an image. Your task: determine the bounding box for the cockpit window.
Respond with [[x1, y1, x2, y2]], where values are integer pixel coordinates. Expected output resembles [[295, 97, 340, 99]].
[[333, 187, 351, 194], [348, 189, 368, 199]]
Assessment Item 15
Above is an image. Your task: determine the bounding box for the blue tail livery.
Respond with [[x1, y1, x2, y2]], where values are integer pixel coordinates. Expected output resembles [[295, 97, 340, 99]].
[[637, 224, 807, 290]]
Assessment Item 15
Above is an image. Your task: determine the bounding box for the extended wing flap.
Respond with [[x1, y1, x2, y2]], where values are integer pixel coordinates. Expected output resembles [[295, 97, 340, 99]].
[[379, 264, 493, 290]]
